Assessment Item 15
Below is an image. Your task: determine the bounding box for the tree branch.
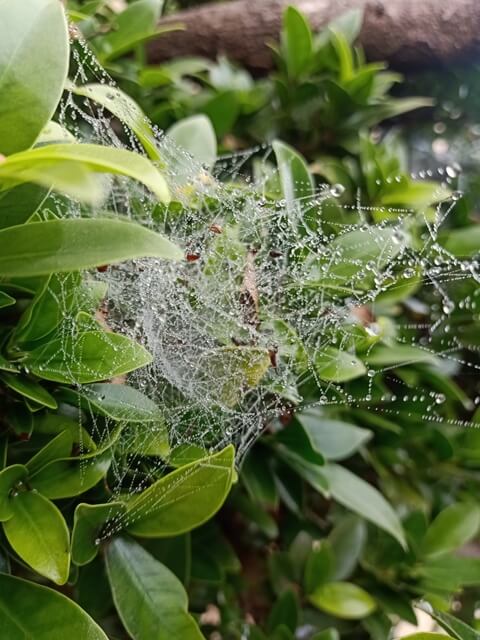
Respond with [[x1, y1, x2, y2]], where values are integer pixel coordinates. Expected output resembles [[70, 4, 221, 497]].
[[148, 0, 480, 71]]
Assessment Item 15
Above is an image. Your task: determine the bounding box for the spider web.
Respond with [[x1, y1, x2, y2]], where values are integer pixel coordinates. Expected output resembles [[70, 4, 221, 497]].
[[36, 35, 480, 537]]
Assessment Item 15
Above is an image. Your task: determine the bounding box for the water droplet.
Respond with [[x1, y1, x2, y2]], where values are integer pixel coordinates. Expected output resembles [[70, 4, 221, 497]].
[[442, 300, 455, 314], [446, 166, 457, 179], [330, 184, 345, 198]]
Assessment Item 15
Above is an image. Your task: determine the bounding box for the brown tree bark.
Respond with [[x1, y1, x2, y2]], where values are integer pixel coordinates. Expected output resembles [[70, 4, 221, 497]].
[[148, 0, 480, 72]]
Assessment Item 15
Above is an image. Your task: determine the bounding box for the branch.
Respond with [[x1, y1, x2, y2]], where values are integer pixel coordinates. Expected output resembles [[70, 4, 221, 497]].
[[148, 0, 480, 71]]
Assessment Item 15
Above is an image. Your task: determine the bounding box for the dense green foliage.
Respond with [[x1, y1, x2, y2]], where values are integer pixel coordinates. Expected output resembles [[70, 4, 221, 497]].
[[1, 0, 480, 639]]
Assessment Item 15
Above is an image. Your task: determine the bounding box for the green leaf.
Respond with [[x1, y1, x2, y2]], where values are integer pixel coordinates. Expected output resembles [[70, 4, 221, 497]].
[[0, 573, 108, 639], [0, 465, 28, 522], [366, 344, 436, 367], [0, 183, 49, 230], [399, 635, 454, 640], [59, 383, 165, 422], [422, 503, 480, 558], [0, 0, 69, 154], [330, 30, 354, 82], [168, 115, 217, 168], [0, 372, 57, 409], [122, 422, 170, 458], [273, 140, 314, 216], [416, 603, 480, 640], [421, 555, 480, 591], [315, 226, 409, 285], [0, 291, 15, 308], [382, 180, 450, 208], [12, 272, 81, 346], [297, 410, 372, 460], [3, 490, 70, 584], [304, 543, 335, 593], [441, 226, 480, 258], [323, 463, 406, 547], [309, 581, 376, 619], [0, 218, 182, 278], [32, 412, 96, 452], [105, 537, 203, 640], [24, 330, 153, 384], [242, 447, 278, 507], [100, 0, 165, 61], [328, 9, 363, 44], [0, 143, 170, 205], [329, 515, 367, 580], [71, 83, 160, 161], [126, 446, 235, 537], [282, 6, 313, 78], [267, 589, 299, 633], [26, 430, 73, 475], [29, 451, 112, 499], [315, 348, 366, 382], [37, 120, 76, 145], [72, 502, 127, 566]]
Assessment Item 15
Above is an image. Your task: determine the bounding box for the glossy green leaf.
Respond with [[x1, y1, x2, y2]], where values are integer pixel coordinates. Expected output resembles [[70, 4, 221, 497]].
[[282, 6, 313, 78], [329, 515, 367, 580], [442, 226, 480, 258], [304, 543, 335, 593], [126, 446, 235, 537], [267, 589, 299, 634], [0, 465, 28, 522], [275, 418, 325, 466], [0, 218, 182, 278], [122, 422, 170, 458], [71, 83, 160, 160], [318, 226, 409, 284], [168, 115, 217, 168], [100, 0, 165, 61], [37, 120, 75, 145], [26, 430, 73, 475], [242, 447, 278, 507], [323, 463, 406, 547], [382, 180, 450, 208], [273, 140, 314, 215], [32, 412, 96, 451], [24, 330, 153, 384], [0, 291, 15, 308], [0, 372, 57, 409], [399, 635, 454, 640], [366, 344, 436, 367], [0, 183, 48, 229], [29, 451, 112, 499], [12, 272, 81, 345], [0, 0, 69, 155], [0, 143, 170, 205], [60, 383, 165, 422], [72, 502, 127, 566], [105, 537, 203, 640], [315, 348, 366, 382], [422, 503, 480, 558], [3, 490, 70, 584], [298, 409, 372, 460], [309, 581, 376, 620], [416, 603, 480, 640], [0, 573, 108, 639]]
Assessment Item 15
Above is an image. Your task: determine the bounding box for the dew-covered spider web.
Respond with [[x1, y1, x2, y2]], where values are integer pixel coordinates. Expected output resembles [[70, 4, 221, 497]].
[[38, 33, 480, 537]]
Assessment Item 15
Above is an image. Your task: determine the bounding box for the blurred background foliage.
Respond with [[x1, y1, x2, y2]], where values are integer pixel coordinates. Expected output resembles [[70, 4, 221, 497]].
[[66, 1, 480, 638]]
